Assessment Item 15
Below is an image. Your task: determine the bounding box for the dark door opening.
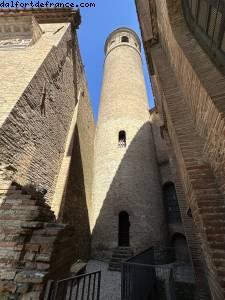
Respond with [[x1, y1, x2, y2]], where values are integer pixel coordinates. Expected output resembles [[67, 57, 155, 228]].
[[172, 233, 190, 264], [119, 211, 130, 247]]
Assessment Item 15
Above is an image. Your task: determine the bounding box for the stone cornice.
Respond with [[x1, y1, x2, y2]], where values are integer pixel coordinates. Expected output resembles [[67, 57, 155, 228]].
[[0, 8, 81, 29]]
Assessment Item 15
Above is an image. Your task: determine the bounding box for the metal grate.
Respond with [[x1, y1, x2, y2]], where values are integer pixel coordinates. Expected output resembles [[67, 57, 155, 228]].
[[198, 0, 208, 30], [121, 247, 195, 300], [208, 6, 222, 42]]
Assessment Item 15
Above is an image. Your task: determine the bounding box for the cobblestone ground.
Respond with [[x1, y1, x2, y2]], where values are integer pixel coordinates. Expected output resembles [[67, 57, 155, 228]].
[[86, 260, 121, 300]]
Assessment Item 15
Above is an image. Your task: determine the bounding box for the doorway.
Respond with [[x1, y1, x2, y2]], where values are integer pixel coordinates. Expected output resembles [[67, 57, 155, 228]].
[[172, 233, 190, 264], [119, 211, 130, 247]]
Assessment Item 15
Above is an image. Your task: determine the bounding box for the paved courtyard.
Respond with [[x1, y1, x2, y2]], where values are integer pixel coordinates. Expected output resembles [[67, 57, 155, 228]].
[[86, 260, 121, 300]]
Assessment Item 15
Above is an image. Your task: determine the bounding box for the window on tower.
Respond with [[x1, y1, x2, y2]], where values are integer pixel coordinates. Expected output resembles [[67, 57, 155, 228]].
[[118, 131, 126, 148], [121, 36, 129, 43]]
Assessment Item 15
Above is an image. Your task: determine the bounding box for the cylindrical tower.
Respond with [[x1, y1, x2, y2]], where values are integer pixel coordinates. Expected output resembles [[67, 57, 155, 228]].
[[91, 28, 166, 258]]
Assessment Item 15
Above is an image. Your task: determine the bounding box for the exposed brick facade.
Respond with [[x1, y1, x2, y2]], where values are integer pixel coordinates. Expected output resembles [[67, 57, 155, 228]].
[[136, 0, 225, 299], [0, 19, 78, 204], [0, 9, 95, 299]]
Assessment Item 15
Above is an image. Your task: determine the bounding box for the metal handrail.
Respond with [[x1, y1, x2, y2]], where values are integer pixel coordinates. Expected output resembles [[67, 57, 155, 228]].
[[44, 270, 101, 300], [126, 246, 176, 266], [56, 271, 101, 284]]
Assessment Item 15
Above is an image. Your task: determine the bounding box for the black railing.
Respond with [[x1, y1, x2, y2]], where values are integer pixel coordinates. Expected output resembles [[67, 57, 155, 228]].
[[121, 247, 186, 300], [121, 262, 176, 300], [44, 271, 101, 300], [125, 247, 175, 265]]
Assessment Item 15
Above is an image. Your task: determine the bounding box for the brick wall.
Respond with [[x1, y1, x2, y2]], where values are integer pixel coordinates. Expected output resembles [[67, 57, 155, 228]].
[[136, 0, 225, 298], [151, 44, 223, 299], [58, 68, 95, 261], [0, 11, 95, 298], [156, 0, 225, 197], [0, 21, 78, 204]]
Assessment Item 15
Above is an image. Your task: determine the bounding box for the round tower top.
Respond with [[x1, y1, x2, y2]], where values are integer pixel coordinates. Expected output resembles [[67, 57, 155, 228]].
[[104, 27, 141, 55]]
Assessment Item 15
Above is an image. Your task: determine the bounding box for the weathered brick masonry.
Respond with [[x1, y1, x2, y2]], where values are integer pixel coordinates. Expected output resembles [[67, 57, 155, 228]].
[[136, 0, 225, 299], [0, 9, 95, 299], [0, 9, 80, 204], [0, 163, 77, 299], [92, 28, 167, 259]]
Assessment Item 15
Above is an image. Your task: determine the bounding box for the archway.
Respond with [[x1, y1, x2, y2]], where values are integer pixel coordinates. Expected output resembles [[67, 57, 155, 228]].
[[119, 211, 130, 247], [172, 233, 190, 264]]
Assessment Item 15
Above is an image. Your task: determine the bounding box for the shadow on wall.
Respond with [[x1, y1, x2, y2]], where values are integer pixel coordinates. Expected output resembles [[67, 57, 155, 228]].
[[92, 122, 168, 259], [0, 125, 92, 298], [171, 233, 190, 264], [57, 124, 91, 261]]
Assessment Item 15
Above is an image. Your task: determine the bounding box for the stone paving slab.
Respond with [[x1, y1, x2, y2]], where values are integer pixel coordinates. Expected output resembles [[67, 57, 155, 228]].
[[86, 260, 121, 300]]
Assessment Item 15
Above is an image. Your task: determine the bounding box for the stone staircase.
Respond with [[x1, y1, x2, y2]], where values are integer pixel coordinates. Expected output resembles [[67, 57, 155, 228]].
[[108, 247, 133, 272], [0, 162, 77, 299]]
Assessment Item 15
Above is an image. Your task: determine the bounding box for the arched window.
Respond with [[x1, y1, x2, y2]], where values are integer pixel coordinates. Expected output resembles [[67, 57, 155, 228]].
[[163, 182, 182, 223], [182, 0, 225, 75], [118, 130, 126, 148], [121, 36, 129, 43]]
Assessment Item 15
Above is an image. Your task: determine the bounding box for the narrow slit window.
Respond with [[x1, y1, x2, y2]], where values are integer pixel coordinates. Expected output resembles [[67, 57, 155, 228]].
[[221, 31, 225, 52], [118, 131, 126, 148], [121, 36, 129, 43]]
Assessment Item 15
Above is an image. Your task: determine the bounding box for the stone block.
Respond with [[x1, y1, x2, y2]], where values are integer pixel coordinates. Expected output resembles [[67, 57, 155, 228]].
[[15, 271, 46, 283], [24, 244, 40, 253], [21, 291, 41, 300], [24, 252, 36, 262], [0, 281, 17, 294], [36, 254, 51, 263], [0, 270, 17, 280], [21, 222, 44, 229], [16, 283, 30, 294], [36, 262, 50, 271]]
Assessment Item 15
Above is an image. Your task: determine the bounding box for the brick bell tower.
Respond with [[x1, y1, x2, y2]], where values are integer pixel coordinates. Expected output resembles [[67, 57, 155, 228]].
[[91, 27, 167, 260]]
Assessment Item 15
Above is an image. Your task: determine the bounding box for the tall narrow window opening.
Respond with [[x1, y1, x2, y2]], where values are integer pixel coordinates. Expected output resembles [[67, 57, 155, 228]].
[[119, 211, 130, 247], [118, 130, 126, 148]]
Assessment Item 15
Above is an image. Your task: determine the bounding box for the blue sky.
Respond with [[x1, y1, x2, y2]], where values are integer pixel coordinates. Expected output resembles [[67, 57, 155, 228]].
[[77, 0, 154, 121]]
